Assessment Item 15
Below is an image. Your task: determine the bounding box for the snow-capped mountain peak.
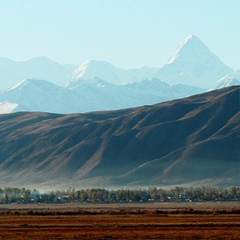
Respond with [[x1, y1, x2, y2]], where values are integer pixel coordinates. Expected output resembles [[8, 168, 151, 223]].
[[216, 77, 240, 88], [155, 35, 234, 88], [0, 35, 237, 115], [73, 60, 90, 79], [167, 34, 219, 65], [166, 35, 208, 64], [72, 60, 158, 85], [213, 70, 240, 89], [73, 60, 117, 79], [8, 78, 56, 91]]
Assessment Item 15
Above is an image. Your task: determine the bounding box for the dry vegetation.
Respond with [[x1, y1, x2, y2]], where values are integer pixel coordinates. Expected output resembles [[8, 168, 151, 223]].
[[0, 202, 239, 239]]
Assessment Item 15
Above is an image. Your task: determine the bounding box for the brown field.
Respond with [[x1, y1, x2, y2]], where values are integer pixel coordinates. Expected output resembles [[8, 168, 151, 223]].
[[0, 202, 239, 239]]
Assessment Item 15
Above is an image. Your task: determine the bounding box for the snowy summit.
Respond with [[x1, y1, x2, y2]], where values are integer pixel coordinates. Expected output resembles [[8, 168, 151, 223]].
[[155, 35, 233, 88]]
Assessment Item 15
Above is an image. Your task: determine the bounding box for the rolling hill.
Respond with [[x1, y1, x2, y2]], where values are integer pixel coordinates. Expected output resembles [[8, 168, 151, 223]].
[[0, 86, 239, 188]]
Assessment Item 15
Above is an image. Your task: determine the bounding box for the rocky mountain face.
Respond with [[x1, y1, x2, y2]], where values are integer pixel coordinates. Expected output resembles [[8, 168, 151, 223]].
[[0, 86, 239, 188]]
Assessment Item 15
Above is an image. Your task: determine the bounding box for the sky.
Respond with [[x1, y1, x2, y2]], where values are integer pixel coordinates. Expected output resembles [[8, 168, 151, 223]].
[[0, 0, 239, 69]]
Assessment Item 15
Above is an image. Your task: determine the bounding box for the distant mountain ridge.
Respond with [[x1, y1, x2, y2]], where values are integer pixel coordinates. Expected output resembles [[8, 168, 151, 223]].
[[0, 56, 77, 90], [0, 35, 238, 114], [0, 35, 236, 90], [0, 78, 204, 114], [73, 60, 158, 85], [0, 86, 239, 188], [73, 35, 234, 89]]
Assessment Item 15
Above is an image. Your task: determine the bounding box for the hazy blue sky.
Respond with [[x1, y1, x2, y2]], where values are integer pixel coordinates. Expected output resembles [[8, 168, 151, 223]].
[[0, 0, 239, 69]]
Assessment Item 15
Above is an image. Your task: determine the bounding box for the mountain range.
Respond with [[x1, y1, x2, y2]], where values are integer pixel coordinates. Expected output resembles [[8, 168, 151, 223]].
[[0, 35, 239, 114], [0, 78, 205, 114], [0, 56, 76, 90], [0, 86, 239, 188], [72, 60, 158, 85]]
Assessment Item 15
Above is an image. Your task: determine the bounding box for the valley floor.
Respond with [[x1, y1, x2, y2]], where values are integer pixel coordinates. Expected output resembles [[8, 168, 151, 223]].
[[0, 202, 239, 239]]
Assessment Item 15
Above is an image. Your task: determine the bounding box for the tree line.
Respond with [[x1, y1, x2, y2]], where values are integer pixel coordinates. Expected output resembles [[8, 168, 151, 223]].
[[0, 186, 239, 204]]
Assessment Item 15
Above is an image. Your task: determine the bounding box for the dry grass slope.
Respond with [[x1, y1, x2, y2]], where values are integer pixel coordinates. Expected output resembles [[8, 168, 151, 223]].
[[0, 86, 239, 188]]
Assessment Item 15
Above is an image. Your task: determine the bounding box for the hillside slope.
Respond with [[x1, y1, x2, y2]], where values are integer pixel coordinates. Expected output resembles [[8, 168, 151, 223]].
[[0, 86, 239, 188]]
